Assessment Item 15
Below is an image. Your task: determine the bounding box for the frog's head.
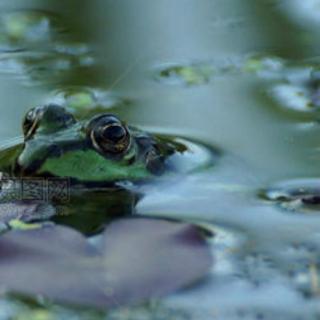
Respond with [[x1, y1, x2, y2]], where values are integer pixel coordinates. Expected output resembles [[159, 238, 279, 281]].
[[15, 104, 177, 183]]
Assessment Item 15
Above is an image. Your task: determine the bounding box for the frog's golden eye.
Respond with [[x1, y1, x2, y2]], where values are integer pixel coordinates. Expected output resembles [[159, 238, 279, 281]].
[[22, 104, 76, 139], [88, 114, 131, 155], [22, 106, 43, 139]]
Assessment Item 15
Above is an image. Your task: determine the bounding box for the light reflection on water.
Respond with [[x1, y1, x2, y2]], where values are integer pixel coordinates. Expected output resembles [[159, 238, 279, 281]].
[[1, 0, 320, 318]]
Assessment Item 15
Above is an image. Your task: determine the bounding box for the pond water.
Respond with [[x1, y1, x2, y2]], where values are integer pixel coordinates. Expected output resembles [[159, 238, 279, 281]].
[[1, 0, 320, 319]]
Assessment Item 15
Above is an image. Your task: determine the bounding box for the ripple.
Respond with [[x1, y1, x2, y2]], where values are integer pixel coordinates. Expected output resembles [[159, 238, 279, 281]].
[[165, 138, 219, 174]]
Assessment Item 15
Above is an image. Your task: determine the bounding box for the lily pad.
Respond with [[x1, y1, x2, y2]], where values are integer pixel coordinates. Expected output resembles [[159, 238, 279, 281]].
[[0, 218, 212, 308]]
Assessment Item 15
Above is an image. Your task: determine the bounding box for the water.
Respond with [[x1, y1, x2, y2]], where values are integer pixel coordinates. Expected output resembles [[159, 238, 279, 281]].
[[1, 0, 320, 319]]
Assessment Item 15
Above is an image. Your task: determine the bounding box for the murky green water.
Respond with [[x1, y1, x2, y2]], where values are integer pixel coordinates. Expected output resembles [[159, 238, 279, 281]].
[[2, 0, 320, 319]]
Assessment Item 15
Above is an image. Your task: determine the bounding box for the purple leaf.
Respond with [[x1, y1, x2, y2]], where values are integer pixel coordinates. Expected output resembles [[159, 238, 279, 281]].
[[0, 218, 212, 308], [102, 218, 212, 305]]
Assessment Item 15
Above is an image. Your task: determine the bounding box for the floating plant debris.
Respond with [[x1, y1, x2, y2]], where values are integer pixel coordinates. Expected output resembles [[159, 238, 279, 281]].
[[243, 55, 286, 79], [0, 9, 97, 87], [0, 201, 55, 225], [259, 178, 320, 213], [49, 87, 131, 117], [154, 62, 214, 86], [247, 57, 320, 113], [0, 42, 96, 86], [0, 10, 65, 51], [154, 56, 287, 87]]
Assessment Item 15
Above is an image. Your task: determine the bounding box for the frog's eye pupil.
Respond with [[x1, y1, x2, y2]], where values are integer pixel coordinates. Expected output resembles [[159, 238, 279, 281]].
[[102, 125, 126, 143]]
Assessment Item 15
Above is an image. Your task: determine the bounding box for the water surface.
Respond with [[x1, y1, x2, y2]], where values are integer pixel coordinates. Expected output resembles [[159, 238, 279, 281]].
[[1, 0, 320, 319]]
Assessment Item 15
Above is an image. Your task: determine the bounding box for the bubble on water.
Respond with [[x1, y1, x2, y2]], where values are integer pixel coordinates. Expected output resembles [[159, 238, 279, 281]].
[[259, 178, 320, 214], [154, 62, 214, 86]]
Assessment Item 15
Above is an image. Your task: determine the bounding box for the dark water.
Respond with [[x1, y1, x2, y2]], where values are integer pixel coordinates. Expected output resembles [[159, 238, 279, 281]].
[[1, 0, 320, 319]]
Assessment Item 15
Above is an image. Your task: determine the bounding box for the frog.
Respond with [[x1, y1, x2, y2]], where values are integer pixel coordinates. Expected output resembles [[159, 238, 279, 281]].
[[0, 103, 187, 184], [0, 103, 215, 234]]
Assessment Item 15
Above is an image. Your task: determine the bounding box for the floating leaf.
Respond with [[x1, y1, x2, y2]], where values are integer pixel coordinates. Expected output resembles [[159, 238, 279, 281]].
[[0, 218, 212, 308], [155, 63, 214, 86]]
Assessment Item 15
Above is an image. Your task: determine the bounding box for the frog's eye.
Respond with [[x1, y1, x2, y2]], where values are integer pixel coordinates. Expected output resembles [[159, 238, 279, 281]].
[[22, 106, 43, 139], [22, 104, 75, 139], [88, 114, 131, 155]]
